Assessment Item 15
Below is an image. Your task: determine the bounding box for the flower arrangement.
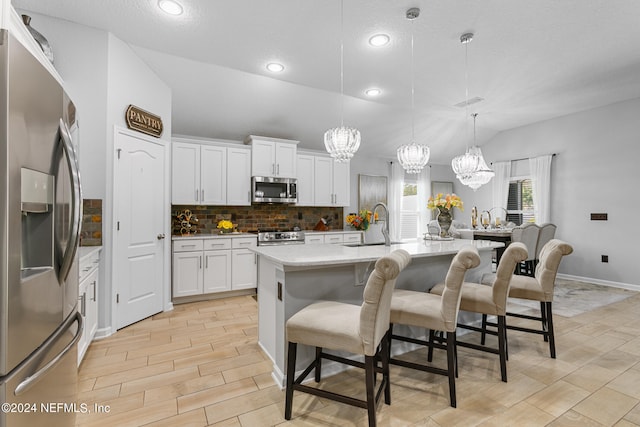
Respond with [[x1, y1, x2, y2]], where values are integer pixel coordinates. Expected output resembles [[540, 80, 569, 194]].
[[216, 219, 235, 233], [427, 193, 464, 212], [346, 210, 379, 231]]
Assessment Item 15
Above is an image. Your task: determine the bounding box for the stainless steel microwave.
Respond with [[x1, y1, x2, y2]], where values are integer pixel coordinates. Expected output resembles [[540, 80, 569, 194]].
[[252, 176, 297, 203]]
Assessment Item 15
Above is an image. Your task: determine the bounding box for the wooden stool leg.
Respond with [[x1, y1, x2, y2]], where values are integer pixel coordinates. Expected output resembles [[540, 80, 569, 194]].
[[446, 331, 457, 408], [284, 342, 297, 420], [546, 302, 556, 359], [480, 314, 488, 345], [540, 302, 549, 342], [381, 330, 391, 405], [365, 355, 377, 427], [314, 347, 322, 382], [427, 329, 435, 362], [497, 316, 508, 382]]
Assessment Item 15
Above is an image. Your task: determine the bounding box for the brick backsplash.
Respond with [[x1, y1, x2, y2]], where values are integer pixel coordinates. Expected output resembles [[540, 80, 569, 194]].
[[171, 205, 344, 235], [81, 199, 102, 246]]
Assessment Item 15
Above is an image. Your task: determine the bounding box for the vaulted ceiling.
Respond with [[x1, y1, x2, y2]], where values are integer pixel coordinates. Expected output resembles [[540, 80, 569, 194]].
[[14, 0, 640, 163]]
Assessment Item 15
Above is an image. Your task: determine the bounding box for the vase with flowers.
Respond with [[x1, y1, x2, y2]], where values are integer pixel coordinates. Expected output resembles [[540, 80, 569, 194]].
[[216, 219, 236, 234], [346, 210, 379, 231], [427, 193, 464, 237]]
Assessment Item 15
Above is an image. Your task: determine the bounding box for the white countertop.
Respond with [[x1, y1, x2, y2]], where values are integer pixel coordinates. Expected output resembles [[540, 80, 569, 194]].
[[251, 238, 503, 267], [79, 246, 102, 261]]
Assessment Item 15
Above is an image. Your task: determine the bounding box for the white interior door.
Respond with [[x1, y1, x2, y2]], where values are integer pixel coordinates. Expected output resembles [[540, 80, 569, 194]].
[[114, 130, 166, 329]]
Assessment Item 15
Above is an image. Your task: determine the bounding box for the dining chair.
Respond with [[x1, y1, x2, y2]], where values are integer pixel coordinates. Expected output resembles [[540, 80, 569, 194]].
[[506, 239, 573, 358], [534, 223, 557, 268], [511, 223, 540, 276], [430, 243, 528, 382], [387, 246, 481, 407], [284, 249, 411, 427]]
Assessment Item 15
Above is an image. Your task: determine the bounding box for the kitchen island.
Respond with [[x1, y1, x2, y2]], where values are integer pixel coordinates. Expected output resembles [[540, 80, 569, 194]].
[[252, 238, 503, 387]]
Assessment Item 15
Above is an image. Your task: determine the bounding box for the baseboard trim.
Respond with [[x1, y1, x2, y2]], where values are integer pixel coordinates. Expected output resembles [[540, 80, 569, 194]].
[[556, 273, 639, 292], [93, 326, 113, 340]]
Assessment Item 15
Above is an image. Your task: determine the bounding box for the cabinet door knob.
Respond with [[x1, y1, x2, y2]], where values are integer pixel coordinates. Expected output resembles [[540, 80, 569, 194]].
[[157, 233, 166, 240]]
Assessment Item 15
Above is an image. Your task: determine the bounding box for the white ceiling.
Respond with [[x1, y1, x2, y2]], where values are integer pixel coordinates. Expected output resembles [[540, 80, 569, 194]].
[[13, 0, 640, 163]]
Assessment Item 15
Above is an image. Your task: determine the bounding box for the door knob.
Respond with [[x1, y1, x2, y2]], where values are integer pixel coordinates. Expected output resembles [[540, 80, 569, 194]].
[[157, 233, 166, 240]]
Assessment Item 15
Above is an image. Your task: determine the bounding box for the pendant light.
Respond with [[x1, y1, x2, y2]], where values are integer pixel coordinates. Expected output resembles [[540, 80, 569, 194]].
[[324, 0, 361, 163], [451, 33, 480, 185], [465, 113, 495, 190], [397, 7, 430, 174]]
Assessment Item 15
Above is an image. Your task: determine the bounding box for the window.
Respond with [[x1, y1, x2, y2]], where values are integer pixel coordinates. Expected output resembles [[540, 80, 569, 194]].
[[400, 180, 418, 239], [507, 178, 535, 225]]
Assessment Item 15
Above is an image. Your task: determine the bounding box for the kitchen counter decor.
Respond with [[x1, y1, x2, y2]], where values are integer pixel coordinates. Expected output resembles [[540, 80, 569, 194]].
[[428, 193, 463, 237], [216, 219, 236, 234], [346, 210, 378, 231], [174, 209, 198, 236]]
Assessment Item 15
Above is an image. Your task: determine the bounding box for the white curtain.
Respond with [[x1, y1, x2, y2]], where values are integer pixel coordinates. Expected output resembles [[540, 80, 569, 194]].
[[529, 154, 553, 224], [388, 161, 404, 242], [492, 161, 512, 209], [416, 166, 431, 237]]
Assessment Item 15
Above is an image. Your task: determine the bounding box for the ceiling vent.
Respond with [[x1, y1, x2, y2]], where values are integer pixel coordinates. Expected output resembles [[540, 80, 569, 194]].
[[454, 96, 484, 108]]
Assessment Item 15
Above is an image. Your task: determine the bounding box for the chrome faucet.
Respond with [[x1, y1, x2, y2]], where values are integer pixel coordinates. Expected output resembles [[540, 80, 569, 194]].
[[372, 202, 390, 246]]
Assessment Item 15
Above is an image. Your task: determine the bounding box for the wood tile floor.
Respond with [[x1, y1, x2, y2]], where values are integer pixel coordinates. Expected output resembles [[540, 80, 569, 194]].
[[76, 292, 640, 427]]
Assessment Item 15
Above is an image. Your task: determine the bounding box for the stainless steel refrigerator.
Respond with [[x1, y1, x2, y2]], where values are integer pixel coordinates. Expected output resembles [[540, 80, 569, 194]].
[[0, 27, 83, 427]]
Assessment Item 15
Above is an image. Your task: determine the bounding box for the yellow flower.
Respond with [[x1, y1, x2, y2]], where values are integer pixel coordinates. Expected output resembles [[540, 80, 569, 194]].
[[217, 220, 234, 230], [428, 193, 464, 212]]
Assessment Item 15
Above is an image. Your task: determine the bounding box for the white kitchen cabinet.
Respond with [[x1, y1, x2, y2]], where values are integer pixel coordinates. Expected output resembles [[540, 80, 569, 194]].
[[172, 139, 251, 206], [200, 145, 226, 205], [231, 237, 257, 290], [78, 247, 100, 366], [295, 154, 315, 206], [172, 142, 200, 204], [245, 135, 298, 178], [304, 231, 362, 245], [172, 236, 256, 298], [226, 147, 252, 206], [313, 155, 350, 207]]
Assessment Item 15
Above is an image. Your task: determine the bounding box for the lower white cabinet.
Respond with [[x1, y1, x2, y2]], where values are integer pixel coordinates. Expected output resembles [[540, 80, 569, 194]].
[[172, 236, 256, 298], [304, 231, 362, 245], [78, 247, 100, 366]]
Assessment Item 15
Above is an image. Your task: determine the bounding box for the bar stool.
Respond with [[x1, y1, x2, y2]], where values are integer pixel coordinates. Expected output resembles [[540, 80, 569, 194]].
[[284, 249, 411, 427], [511, 223, 540, 276], [506, 239, 573, 358], [387, 246, 481, 407], [430, 243, 528, 382]]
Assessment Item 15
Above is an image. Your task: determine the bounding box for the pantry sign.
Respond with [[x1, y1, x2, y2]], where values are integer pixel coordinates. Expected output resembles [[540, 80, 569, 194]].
[[125, 105, 163, 138]]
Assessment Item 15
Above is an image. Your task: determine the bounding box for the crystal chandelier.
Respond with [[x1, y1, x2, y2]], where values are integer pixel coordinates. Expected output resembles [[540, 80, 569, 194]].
[[324, 0, 361, 162], [396, 8, 430, 174], [464, 114, 495, 190], [451, 32, 480, 186]]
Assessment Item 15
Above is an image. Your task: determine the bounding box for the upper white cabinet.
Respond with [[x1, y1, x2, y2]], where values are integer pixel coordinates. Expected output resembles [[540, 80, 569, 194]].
[[226, 147, 252, 206], [245, 135, 298, 178], [302, 154, 349, 207], [172, 138, 251, 206], [295, 154, 315, 206]]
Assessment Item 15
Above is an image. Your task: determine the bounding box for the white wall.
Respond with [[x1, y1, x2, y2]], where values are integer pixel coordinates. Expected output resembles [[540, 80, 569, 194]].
[[14, 11, 108, 199], [479, 97, 640, 287]]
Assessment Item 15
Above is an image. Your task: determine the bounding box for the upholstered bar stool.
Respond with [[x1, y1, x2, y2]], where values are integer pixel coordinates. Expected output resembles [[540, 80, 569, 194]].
[[388, 246, 481, 408], [284, 250, 411, 427], [506, 239, 573, 358], [430, 243, 528, 382], [511, 223, 540, 276], [534, 223, 557, 268]]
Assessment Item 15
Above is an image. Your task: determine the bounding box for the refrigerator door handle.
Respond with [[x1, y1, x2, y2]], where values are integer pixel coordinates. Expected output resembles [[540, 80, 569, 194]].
[[13, 312, 83, 396], [58, 118, 83, 283]]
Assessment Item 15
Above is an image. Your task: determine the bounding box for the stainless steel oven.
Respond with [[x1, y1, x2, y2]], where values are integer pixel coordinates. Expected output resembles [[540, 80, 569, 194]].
[[257, 230, 305, 246]]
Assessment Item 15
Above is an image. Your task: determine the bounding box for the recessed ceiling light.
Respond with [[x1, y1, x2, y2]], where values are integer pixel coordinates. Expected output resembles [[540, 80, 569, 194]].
[[266, 62, 285, 73], [158, 0, 183, 16], [369, 34, 390, 47], [365, 88, 381, 97]]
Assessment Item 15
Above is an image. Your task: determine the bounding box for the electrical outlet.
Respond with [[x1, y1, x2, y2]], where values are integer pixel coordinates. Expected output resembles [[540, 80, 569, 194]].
[[601, 255, 609, 263]]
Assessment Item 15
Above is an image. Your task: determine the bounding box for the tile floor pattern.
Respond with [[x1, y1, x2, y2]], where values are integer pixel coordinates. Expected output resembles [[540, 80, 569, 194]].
[[76, 292, 640, 427]]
